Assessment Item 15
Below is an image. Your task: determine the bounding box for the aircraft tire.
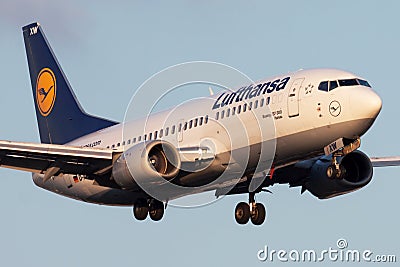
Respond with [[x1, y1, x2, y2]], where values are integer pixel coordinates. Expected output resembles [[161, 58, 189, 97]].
[[250, 203, 266, 225], [327, 165, 344, 179], [149, 200, 164, 221], [235, 202, 250, 224], [133, 199, 148, 220]]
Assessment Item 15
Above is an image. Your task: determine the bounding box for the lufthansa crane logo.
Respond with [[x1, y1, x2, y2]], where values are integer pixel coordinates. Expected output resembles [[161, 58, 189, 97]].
[[36, 68, 56, 116], [329, 100, 341, 117]]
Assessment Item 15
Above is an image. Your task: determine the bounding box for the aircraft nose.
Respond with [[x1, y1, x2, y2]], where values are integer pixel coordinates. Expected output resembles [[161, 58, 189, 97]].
[[354, 89, 382, 119], [367, 90, 382, 118]]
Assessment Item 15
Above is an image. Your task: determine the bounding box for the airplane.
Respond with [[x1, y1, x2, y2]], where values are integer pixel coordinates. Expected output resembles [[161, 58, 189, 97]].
[[1, 22, 399, 225]]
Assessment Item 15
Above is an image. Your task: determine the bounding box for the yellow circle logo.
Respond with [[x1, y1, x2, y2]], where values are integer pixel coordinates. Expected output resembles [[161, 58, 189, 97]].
[[36, 68, 56, 116]]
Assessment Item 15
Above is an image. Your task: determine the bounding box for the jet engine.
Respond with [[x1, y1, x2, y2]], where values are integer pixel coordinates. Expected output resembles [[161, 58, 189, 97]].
[[112, 140, 181, 189], [304, 150, 373, 199]]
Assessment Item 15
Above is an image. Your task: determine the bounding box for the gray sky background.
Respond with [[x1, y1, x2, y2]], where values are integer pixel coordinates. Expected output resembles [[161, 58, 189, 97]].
[[0, 1, 399, 266]]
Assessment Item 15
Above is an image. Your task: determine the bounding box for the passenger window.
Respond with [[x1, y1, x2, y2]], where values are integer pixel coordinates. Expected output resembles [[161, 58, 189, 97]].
[[178, 123, 182, 132], [111, 144, 115, 148], [166, 127, 169, 136], [243, 103, 247, 112], [138, 136, 141, 142], [221, 110, 225, 119], [159, 129, 163, 138], [260, 98, 264, 107], [226, 108, 230, 117], [216, 112, 219, 120], [171, 125, 175, 134], [189, 120, 193, 129], [266, 97, 270, 105], [117, 142, 120, 147], [183, 122, 187, 131], [205, 115, 209, 124], [254, 100, 258, 109], [122, 141, 125, 146], [249, 102, 252, 110], [133, 137, 137, 143], [237, 105, 241, 114], [232, 107, 236, 115], [318, 81, 329, 92], [199, 117, 203, 126], [107, 146, 110, 149], [329, 81, 338, 91], [127, 140, 131, 145], [154, 131, 158, 139], [194, 118, 198, 127], [149, 132, 152, 140], [144, 134, 147, 141]]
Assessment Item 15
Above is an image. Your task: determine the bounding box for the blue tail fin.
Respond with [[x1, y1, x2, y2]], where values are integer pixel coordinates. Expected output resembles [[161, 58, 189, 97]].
[[22, 22, 117, 144]]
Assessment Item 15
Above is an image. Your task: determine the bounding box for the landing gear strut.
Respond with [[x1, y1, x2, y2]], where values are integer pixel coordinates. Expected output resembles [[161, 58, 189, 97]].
[[326, 138, 361, 179], [235, 192, 266, 225], [133, 198, 165, 221]]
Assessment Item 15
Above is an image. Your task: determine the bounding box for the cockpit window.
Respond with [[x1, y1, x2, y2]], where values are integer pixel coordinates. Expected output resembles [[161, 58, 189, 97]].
[[318, 77, 372, 92], [357, 79, 371, 88], [318, 81, 328, 92], [329, 80, 338, 90], [338, 79, 359, 87]]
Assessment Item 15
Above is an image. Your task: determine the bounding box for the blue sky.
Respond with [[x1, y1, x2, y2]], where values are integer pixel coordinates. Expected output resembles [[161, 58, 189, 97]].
[[0, 1, 399, 266]]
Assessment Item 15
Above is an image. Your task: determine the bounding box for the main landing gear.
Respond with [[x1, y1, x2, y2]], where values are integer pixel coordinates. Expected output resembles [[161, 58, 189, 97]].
[[235, 192, 266, 225], [133, 198, 165, 222]]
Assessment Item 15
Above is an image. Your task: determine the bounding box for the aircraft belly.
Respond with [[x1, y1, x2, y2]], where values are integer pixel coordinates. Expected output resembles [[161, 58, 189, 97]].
[[32, 173, 142, 206], [274, 118, 375, 165]]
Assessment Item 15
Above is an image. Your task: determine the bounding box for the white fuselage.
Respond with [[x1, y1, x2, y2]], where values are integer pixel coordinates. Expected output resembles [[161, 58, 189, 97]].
[[32, 69, 382, 205]]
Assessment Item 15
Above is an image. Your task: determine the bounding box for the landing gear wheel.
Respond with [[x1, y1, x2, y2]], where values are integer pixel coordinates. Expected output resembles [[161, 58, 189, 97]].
[[251, 203, 266, 225], [235, 202, 250, 224], [133, 199, 148, 221], [327, 165, 343, 179], [327, 165, 335, 179], [149, 200, 164, 221]]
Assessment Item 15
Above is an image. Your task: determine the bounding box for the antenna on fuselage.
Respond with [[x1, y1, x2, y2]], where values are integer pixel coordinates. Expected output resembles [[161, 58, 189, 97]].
[[208, 86, 214, 96]]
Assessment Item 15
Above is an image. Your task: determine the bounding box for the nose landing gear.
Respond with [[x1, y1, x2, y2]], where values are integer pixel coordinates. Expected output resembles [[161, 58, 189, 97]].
[[325, 138, 360, 179], [326, 155, 346, 179], [235, 192, 266, 225]]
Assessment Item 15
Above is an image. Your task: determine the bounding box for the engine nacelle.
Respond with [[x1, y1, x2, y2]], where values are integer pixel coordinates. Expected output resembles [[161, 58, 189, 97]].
[[305, 151, 373, 199], [112, 140, 181, 189]]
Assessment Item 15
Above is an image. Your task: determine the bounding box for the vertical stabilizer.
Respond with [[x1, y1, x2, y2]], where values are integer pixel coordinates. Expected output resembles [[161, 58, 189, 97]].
[[22, 22, 117, 144]]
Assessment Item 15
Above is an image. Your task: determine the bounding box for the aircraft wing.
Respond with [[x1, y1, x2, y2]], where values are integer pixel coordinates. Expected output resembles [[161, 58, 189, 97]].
[[0, 140, 119, 180], [370, 156, 400, 167]]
